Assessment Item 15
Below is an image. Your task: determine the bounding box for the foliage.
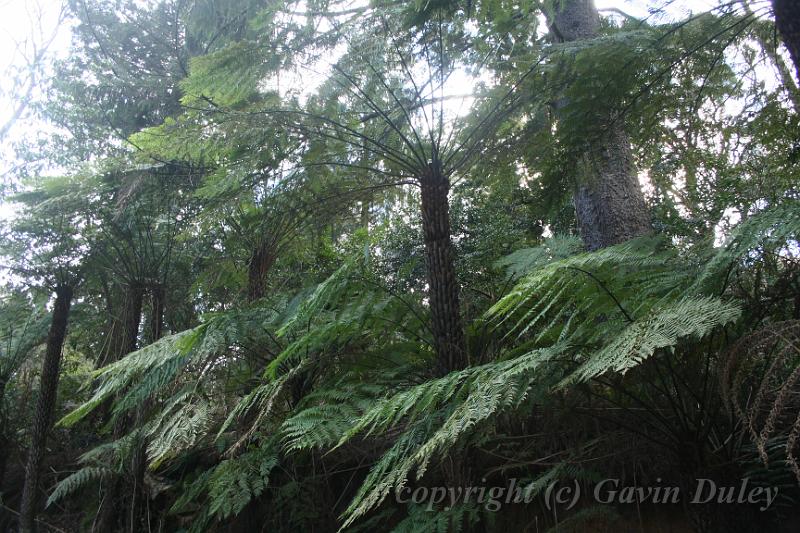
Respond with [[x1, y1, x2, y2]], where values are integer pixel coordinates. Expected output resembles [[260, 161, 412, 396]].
[[1, 0, 800, 532]]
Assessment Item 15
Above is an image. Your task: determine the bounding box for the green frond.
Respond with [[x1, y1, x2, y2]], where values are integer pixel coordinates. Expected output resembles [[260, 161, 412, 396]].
[[494, 235, 584, 278], [561, 296, 741, 386], [391, 504, 479, 533], [276, 258, 362, 338], [281, 382, 384, 452], [46, 466, 114, 508], [694, 199, 800, 291], [207, 444, 279, 521], [338, 345, 567, 526], [78, 427, 147, 469], [487, 236, 689, 346], [146, 394, 212, 468]]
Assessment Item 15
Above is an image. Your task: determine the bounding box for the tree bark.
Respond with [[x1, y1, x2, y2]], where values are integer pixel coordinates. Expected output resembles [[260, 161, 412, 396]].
[[127, 286, 165, 533], [552, 0, 651, 250], [94, 284, 144, 533], [419, 162, 467, 374], [247, 242, 276, 302], [0, 377, 8, 487], [18, 285, 73, 533], [773, 0, 800, 81]]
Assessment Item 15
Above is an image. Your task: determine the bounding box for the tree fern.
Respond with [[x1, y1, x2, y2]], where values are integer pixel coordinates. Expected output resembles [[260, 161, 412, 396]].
[[561, 296, 740, 385], [694, 199, 800, 292], [390, 504, 479, 533], [207, 443, 279, 521], [146, 393, 212, 468], [46, 466, 114, 508]]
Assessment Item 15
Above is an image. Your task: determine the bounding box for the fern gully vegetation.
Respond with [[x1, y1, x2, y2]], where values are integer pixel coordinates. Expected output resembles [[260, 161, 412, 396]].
[[1, 0, 799, 531]]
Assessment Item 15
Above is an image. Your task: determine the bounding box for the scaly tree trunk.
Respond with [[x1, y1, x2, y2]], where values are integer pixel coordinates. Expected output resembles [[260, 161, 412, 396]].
[[773, 0, 800, 81], [94, 284, 144, 533], [18, 285, 73, 533], [420, 161, 467, 374], [247, 242, 276, 302], [0, 377, 9, 487], [552, 0, 651, 250], [127, 286, 165, 533]]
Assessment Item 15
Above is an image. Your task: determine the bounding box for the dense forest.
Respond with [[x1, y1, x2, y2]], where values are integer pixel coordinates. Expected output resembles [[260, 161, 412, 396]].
[[1, 0, 799, 531]]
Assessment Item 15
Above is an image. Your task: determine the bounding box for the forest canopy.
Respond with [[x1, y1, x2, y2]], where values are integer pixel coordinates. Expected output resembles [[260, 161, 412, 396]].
[[1, 0, 800, 531]]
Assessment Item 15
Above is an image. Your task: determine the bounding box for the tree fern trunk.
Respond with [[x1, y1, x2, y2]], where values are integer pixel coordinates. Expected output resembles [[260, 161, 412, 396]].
[[420, 162, 467, 374], [0, 378, 8, 487], [247, 242, 276, 302], [552, 0, 651, 251], [127, 286, 165, 533], [773, 0, 800, 80], [94, 284, 144, 533], [18, 285, 73, 533]]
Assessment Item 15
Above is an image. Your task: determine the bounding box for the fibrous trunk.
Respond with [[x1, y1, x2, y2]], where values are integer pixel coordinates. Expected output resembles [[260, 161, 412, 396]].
[[127, 285, 165, 533], [247, 242, 276, 302], [18, 285, 73, 533], [419, 162, 467, 374], [94, 284, 144, 533], [773, 0, 800, 80], [553, 0, 651, 250]]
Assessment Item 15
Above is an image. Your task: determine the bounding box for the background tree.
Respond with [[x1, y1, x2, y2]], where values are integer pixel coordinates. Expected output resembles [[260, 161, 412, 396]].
[[1, 0, 799, 532]]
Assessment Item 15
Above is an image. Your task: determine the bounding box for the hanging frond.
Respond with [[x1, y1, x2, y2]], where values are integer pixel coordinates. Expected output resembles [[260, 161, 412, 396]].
[[488, 236, 692, 347], [493, 235, 584, 279], [207, 443, 279, 521], [562, 296, 740, 385], [281, 381, 385, 452], [694, 199, 800, 292], [338, 344, 567, 527], [46, 466, 114, 508], [146, 394, 212, 468], [390, 504, 479, 533]]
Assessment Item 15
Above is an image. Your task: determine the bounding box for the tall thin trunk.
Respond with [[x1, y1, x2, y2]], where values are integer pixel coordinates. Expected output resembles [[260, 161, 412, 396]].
[[419, 162, 467, 374], [742, 0, 800, 111], [773, 0, 800, 81], [18, 285, 73, 533], [147, 285, 165, 343], [94, 284, 144, 533], [128, 286, 165, 533], [0, 377, 10, 496], [247, 242, 276, 302], [552, 0, 651, 250]]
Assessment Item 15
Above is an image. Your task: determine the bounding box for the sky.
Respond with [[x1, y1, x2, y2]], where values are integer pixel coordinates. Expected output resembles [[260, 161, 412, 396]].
[[0, 0, 779, 232], [0, 0, 722, 147], [0, 0, 71, 136]]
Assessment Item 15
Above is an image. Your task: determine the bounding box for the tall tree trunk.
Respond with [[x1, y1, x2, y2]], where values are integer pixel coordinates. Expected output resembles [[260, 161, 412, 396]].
[[247, 242, 276, 302], [127, 286, 164, 533], [18, 285, 73, 533], [773, 0, 800, 81], [419, 162, 467, 374], [0, 378, 10, 496], [551, 0, 651, 250], [94, 284, 144, 533], [147, 285, 165, 343]]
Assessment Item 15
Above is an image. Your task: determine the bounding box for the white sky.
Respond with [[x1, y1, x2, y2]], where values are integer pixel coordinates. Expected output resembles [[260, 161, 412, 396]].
[[0, 0, 70, 134], [0, 0, 780, 230], [0, 0, 722, 147]]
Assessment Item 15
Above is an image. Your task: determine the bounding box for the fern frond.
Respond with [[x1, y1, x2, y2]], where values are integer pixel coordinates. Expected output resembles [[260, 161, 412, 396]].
[[46, 466, 114, 507], [146, 395, 212, 468], [694, 199, 800, 292], [391, 504, 479, 533], [207, 443, 278, 521], [562, 296, 740, 385], [281, 381, 384, 452], [494, 235, 584, 278], [338, 345, 567, 527]]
